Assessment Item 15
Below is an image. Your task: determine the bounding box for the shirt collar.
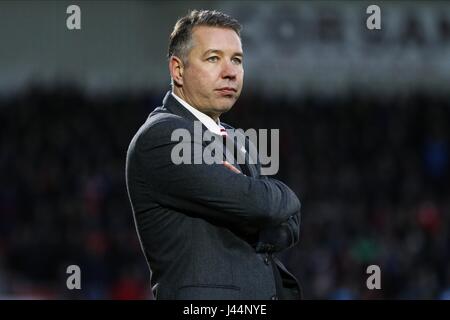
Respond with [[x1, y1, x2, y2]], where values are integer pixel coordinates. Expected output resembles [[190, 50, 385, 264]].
[[171, 92, 227, 136]]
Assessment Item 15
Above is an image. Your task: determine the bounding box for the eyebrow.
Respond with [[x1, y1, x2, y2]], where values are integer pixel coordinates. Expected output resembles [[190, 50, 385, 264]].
[[203, 49, 244, 58]]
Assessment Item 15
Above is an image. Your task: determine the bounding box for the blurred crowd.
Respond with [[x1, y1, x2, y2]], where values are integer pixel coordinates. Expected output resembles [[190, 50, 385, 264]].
[[0, 84, 449, 299]]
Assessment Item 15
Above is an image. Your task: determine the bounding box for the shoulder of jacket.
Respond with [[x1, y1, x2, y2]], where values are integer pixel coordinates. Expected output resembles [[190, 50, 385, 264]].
[[131, 110, 192, 147]]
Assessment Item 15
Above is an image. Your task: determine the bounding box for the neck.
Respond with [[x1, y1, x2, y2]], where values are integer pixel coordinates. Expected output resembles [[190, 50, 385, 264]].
[[172, 88, 220, 123]]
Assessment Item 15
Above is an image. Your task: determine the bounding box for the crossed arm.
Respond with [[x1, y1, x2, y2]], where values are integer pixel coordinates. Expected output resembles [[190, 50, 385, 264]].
[[138, 119, 301, 252], [223, 161, 300, 253]]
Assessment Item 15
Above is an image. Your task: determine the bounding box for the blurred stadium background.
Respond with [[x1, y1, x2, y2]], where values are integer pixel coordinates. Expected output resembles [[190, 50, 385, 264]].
[[0, 0, 449, 299]]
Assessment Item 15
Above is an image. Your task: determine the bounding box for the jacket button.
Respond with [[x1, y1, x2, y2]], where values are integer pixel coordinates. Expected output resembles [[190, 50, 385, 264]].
[[271, 295, 278, 300]]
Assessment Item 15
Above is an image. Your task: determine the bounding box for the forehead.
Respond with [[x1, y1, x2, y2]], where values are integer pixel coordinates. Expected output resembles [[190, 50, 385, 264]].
[[190, 26, 242, 53]]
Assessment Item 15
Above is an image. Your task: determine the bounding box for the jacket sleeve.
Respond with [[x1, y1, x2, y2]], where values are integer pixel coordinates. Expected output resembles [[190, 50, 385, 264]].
[[252, 163, 301, 252], [134, 118, 301, 235]]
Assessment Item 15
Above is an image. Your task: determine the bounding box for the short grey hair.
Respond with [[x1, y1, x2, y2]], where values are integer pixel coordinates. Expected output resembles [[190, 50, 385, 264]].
[[167, 9, 242, 63]]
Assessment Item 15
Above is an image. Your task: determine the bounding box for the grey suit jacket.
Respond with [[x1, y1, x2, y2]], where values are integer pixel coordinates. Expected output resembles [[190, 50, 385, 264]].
[[125, 91, 301, 300]]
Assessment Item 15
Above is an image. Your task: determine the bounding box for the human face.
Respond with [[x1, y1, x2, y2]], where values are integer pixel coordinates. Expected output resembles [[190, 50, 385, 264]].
[[176, 26, 244, 121]]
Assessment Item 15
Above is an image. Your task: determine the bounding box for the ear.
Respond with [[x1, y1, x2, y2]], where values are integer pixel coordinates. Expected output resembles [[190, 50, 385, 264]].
[[169, 56, 184, 86]]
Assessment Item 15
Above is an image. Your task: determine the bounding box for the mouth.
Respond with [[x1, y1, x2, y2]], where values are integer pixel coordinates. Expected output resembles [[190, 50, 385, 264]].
[[216, 87, 237, 94]]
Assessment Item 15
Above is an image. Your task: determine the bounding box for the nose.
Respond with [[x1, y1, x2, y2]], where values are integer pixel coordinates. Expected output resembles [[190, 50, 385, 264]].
[[221, 60, 239, 80]]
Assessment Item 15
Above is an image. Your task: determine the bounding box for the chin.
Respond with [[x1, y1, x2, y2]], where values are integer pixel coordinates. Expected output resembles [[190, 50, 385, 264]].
[[217, 97, 237, 110], [216, 104, 234, 113]]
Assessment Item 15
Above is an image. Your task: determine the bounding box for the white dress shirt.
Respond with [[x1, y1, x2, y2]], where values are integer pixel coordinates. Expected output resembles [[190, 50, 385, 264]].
[[171, 92, 227, 137]]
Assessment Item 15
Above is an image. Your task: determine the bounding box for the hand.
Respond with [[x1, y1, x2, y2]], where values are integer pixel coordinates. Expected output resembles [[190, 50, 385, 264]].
[[254, 214, 300, 253], [222, 161, 242, 174]]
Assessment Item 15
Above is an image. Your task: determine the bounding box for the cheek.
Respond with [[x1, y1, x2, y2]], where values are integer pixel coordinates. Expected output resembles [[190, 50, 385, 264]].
[[189, 67, 214, 87], [195, 73, 220, 97], [237, 71, 244, 90]]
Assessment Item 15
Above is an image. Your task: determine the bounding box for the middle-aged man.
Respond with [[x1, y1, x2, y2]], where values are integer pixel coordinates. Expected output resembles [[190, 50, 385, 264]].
[[126, 9, 302, 300]]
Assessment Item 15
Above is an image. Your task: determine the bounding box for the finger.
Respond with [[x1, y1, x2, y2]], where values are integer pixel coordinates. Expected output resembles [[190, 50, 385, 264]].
[[223, 161, 242, 174]]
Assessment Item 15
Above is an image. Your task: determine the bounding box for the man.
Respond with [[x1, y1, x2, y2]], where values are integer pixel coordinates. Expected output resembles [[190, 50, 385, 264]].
[[126, 9, 302, 300]]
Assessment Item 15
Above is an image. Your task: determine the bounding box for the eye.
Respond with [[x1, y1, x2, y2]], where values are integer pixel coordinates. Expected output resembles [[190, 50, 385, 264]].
[[207, 56, 219, 62], [232, 57, 242, 65]]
